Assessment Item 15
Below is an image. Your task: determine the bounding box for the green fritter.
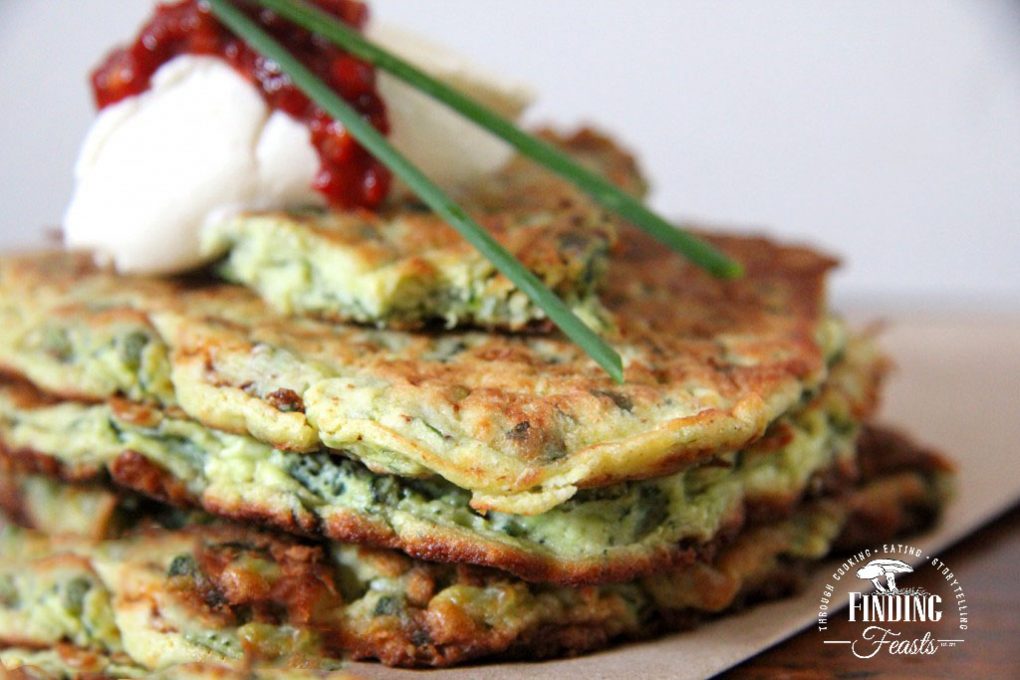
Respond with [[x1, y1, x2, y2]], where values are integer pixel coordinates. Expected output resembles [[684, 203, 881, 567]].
[[0, 220, 843, 516], [0, 648, 354, 680], [0, 335, 882, 584], [0, 427, 952, 672], [204, 130, 638, 332], [0, 647, 146, 679]]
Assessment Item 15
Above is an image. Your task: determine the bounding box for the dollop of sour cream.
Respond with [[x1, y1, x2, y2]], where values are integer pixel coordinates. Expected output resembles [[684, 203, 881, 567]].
[[64, 23, 532, 275]]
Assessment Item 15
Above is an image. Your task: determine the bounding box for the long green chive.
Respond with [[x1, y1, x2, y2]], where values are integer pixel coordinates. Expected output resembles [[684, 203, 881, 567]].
[[253, 0, 743, 279], [205, 0, 624, 382]]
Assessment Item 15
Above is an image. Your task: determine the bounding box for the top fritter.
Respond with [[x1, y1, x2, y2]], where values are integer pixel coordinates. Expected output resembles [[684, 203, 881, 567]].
[[203, 130, 642, 331]]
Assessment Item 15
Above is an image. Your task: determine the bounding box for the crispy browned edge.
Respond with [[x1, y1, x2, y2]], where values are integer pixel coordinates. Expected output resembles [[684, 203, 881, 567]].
[[831, 425, 955, 551], [0, 424, 952, 669]]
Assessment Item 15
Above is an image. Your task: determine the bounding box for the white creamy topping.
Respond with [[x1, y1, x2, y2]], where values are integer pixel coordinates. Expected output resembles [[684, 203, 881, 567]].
[[63, 25, 533, 275], [64, 56, 322, 274]]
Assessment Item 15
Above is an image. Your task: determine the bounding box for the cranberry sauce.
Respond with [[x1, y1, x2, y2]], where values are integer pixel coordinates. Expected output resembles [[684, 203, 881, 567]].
[[91, 0, 391, 209]]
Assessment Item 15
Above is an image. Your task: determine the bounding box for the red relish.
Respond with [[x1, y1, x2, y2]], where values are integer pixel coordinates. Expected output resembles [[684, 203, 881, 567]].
[[91, 0, 391, 210]]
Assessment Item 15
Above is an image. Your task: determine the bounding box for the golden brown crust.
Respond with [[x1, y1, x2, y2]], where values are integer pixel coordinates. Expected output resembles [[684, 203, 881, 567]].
[[0, 461, 29, 531], [0, 221, 840, 516], [108, 451, 195, 510], [180, 528, 345, 633]]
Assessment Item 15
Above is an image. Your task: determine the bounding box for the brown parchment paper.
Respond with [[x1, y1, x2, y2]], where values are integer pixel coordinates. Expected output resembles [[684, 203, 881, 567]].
[[349, 316, 1020, 679]]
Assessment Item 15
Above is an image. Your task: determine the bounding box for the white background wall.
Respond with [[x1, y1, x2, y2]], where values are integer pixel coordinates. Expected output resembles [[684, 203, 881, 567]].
[[1, 1, 1018, 310]]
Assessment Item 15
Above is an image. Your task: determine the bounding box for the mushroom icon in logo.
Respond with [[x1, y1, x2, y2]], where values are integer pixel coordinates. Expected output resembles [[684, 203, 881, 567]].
[[856, 558, 913, 593]]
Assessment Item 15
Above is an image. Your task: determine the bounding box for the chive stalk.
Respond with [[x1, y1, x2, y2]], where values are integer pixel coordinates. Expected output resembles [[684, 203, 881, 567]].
[[253, 0, 743, 279], [206, 0, 624, 382]]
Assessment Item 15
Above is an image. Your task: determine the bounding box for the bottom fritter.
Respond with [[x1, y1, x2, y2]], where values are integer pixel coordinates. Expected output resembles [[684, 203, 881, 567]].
[[0, 426, 952, 676]]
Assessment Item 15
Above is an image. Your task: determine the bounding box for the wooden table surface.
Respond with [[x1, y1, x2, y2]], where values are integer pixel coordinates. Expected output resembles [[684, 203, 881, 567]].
[[720, 503, 1020, 679]]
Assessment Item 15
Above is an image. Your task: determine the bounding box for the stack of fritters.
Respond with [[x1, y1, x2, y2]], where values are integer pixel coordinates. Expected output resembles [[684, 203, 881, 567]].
[[0, 133, 953, 677]]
